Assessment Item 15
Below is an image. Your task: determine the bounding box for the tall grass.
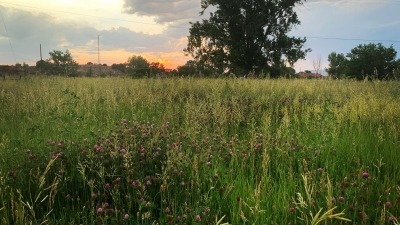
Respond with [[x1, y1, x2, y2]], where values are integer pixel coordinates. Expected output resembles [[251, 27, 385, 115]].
[[0, 76, 399, 224]]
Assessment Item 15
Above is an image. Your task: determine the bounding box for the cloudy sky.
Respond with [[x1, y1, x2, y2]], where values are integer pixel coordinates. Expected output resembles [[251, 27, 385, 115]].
[[0, 0, 399, 72]]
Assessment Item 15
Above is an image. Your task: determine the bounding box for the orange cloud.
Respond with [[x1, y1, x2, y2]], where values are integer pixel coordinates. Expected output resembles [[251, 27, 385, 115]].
[[70, 48, 191, 69]]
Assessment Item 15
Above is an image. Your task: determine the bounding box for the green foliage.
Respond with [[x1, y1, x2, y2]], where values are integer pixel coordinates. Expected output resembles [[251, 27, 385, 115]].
[[36, 50, 78, 76], [347, 43, 398, 80], [326, 52, 347, 79], [111, 63, 127, 73], [177, 60, 217, 77], [0, 77, 400, 224], [327, 43, 400, 80], [48, 50, 78, 76], [126, 55, 150, 77], [185, 0, 310, 77]]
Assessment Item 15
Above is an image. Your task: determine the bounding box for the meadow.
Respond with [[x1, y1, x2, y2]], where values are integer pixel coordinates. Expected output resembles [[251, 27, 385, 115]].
[[0, 76, 399, 224]]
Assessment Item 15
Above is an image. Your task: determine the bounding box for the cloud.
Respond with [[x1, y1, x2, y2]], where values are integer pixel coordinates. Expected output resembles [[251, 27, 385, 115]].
[[0, 5, 191, 67], [122, 0, 202, 23], [303, 0, 394, 12], [0, 6, 98, 62]]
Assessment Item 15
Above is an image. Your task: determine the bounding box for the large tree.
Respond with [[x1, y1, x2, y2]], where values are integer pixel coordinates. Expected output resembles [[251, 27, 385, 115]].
[[346, 43, 398, 80], [184, 0, 310, 77]]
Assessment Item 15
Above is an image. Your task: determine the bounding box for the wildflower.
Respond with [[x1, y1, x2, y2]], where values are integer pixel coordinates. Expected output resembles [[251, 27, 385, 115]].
[[124, 214, 129, 220], [389, 216, 396, 222], [362, 172, 369, 178], [91, 193, 97, 199], [119, 148, 126, 155], [385, 201, 392, 208], [97, 208, 104, 214], [338, 196, 345, 202], [289, 207, 295, 213], [195, 214, 201, 222], [164, 207, 171, 214], [104, 183, 111, 189], [103, 202, 109, 208], [317, 168, 323, 173], [146, 180, 152, 186]]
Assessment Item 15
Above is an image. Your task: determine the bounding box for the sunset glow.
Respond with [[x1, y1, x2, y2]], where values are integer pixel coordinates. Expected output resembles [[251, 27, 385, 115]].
[[0, 0, 399, 72]]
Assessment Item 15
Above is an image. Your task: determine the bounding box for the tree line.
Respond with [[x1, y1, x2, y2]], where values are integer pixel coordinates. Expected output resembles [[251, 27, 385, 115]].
[[326, 43, 400, 80], [3, 0, 399, 79]]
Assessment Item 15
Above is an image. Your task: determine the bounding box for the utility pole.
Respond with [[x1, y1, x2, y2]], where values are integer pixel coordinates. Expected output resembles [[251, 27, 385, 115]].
[[40, 44, 42, 61], [98, 34, 100, 65]]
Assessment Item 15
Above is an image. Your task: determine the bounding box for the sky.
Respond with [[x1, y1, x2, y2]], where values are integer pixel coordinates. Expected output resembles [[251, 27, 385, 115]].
[[0, 0, 399, 72]]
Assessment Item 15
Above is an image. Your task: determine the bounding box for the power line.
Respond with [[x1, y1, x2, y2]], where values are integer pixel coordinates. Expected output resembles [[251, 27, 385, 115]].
[[0, 7, 16, 62], [304, 36, 400, 43]]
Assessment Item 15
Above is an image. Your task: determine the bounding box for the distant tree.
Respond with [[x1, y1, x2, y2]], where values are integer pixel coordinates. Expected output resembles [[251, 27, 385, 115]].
[[149, 62, 165, 76], [15, 63, 23, 75], [313, 56, 322, 75], [346, 43, 398, 80], [281, 67, 296, 78], [326, 52, 347, 79], [36, 60, 52, 74], [184, 0, 310, 77], [111, 63, 127, 73], [48, 50, 78, 76], [177, 60, 216, 77], [126, 56, 149, 77], [177, 60, 198, 76]]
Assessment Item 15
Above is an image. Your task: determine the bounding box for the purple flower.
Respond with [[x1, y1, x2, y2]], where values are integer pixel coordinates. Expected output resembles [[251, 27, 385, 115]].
[[97, 208, 104, 213], [195, 215, 201, 222], [385, 201, 392, 208], [362, 172, 369, 178], [124, 214, 129, 220], [338, 196, 345, 202], [289, 207, 295, 213]]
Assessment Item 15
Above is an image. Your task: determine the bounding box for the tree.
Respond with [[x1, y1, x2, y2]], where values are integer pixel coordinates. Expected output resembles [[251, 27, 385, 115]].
[[312, 56, 322, 75], [346, 43, 398, 80], [111, 63, 127, 73], [36, 59, 52, 74], [326, 52, 347, 79], [177, 60, 217, 77], [126, 55, 149, 77], [177, 60, 199, 76], [149, 62, 165, 76], [48, 50, 78, 76], [184, 0, 310, 77]]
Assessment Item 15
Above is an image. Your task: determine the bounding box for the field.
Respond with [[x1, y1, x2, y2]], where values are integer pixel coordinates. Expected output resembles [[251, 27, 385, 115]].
[[0, 77, 399, 224]]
